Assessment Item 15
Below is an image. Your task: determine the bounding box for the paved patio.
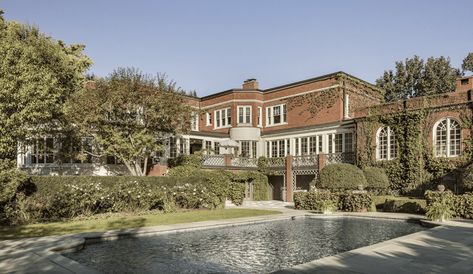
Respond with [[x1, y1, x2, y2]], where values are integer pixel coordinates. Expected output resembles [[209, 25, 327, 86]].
[[1, 208, 472, 274]]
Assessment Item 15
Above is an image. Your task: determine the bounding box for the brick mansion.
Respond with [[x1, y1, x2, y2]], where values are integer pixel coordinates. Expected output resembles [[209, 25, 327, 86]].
[[17, 71, 473, 202]]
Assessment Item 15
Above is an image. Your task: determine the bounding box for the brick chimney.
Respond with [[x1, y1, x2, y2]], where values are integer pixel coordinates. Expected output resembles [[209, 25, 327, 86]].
[[242, 79, 259, 90], [456, 76, 473, 92]]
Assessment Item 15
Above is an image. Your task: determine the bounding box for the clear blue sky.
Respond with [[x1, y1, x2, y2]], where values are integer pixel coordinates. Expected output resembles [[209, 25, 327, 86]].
[[1, 0, 472, 96]]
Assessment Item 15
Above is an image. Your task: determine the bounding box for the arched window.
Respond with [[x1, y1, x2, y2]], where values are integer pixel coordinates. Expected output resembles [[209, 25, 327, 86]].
[[434, 118, 461, 157], [377, 126, 396, 160]]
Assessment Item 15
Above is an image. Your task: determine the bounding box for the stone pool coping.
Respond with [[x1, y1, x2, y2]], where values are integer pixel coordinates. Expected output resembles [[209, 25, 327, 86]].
[[1, 211, 472, 273]]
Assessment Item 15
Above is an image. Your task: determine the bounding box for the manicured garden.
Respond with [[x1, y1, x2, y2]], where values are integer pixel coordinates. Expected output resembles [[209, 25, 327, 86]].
[[0, 158, 273, 239], [294, 163, 473, 221]]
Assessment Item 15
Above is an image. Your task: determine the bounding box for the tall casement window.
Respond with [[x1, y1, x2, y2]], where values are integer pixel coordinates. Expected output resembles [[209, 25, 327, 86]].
[[266, 139, 290, 157], [239, 141, 257, 158], [434, 118, 461, 157], [214, 107, 232, 129], [237, 106, 252, 125], [266, 104, 287, 126], [241, 141, 250, 157], [377, 127, 396, 160]]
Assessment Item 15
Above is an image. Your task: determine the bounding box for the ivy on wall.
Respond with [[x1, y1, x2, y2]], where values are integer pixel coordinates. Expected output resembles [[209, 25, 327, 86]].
[[357, 105, 473, 196]]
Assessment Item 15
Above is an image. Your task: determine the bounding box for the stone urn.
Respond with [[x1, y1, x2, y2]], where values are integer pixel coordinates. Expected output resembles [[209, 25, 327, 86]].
[[357, 184, 364, 191], [437, 184, 446, 192]]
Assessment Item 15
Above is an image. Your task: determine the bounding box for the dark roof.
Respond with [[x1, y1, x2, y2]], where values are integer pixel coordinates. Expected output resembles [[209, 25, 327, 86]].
[[197, 71, 381, 100]]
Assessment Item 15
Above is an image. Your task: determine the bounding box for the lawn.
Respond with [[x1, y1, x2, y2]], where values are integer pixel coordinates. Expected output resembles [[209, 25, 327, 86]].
[[0, 208, 281, 240]]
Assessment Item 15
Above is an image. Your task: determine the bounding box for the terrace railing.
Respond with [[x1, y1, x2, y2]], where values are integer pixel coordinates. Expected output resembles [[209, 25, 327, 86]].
[[201, 155, 225, 167], [326, 152, 355, 164], [266, 157, 286, 169], [292, 155, 319, 168], [230, 157, 258, 168]]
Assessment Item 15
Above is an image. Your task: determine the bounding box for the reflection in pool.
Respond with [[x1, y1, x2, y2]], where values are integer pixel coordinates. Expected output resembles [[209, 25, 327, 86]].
[[64, 217, 425, 273]]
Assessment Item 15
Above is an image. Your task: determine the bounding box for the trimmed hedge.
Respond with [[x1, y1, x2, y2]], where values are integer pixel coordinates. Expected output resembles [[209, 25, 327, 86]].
[[2, 173, 237, 225], [338, 192, 372, 212], [319, 163, 367, 190], [232, 171, 269, 201], [363, 167, 389, 192], [294, 191, 338, 211], [372, 195, 426, 214], [294, 190, 372, 212]]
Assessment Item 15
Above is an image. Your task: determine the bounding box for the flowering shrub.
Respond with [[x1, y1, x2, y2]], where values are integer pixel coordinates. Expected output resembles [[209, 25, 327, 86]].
[[3, 175, 231, 224]]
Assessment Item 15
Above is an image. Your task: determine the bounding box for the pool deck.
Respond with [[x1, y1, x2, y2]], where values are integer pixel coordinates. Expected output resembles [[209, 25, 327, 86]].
[[1, 206, 472, 274]]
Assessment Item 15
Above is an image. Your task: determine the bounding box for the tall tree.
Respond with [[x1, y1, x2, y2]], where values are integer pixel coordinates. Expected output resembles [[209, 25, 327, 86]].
[[66, 68, 194, 176], [0, 10, 92, 159], [376, 56, 459, 101], [462, 52, 473, 73]]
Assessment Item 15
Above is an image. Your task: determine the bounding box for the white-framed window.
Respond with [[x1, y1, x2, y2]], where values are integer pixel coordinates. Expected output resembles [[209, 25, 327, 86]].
[[266, 104, 287, 126], [376, 126, 396, 160], [214, 107, 232, 129], [206, 112, 212, 126], [191, 112, 199, 131], [434, 118, 461, 157], [257, 107, 262, 127], [237, 106, 252, 125], [266, 139, 290, 157]]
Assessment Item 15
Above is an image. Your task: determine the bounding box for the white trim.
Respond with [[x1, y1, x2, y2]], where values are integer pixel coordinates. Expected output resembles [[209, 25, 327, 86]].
[[205, 112, 212, 126], [376, 126, 395, 161], [214, 107, 232, 129], [433, 118, 461, 158], [265, 104, 286, 127], [257, 107, 262, 127]]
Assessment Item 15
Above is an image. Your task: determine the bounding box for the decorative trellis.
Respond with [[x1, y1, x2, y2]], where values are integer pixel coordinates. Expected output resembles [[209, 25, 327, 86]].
[[326, 152, 355, 164], [231, 157, 258, 168], [201, 155, 225, 167], [293, 155, 319, 168]]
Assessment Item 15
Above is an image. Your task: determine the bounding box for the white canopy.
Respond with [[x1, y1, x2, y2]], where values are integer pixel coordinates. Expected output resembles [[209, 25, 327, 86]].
[[219, 139, 239, 147]]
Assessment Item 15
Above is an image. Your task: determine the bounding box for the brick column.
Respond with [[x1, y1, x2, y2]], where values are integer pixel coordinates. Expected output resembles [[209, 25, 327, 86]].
[[318, 154, 327, 173], [285, 155, 293, 202], [224, 154, 232, 167]]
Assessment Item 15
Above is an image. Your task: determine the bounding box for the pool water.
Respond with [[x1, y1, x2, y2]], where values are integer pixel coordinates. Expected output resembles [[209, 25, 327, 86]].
[[64, 217, 425, 273]]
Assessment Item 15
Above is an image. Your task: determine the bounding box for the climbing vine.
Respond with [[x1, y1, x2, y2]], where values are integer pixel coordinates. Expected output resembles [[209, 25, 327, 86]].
[[358, 104, 473, 196]]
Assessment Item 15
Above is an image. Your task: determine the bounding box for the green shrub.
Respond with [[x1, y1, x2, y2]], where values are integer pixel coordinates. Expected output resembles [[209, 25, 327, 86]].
[[382, 199, 426, 214], [454, 193, 473, 219], [0, 160, 31, 205], [232, 171, 269, 201], [363, 167, 389, 192], [228, 182, 245, 206], [426, 200, 454, 222], [373, 195, 426, 214], [319, 163, 367, 190], [425, 190, 455, 221], [424, 190, 455, 207], [338, 192, 372, 212], [294, 191, 339, 211], [3, 174, 233, 225], [461, 163, 473, 191]]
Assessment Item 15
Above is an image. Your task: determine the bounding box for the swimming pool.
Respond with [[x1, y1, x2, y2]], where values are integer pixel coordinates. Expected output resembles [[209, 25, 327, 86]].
[[64, 217, 425, 273]]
